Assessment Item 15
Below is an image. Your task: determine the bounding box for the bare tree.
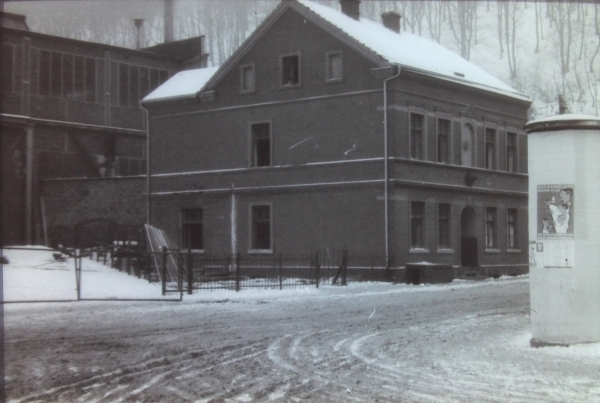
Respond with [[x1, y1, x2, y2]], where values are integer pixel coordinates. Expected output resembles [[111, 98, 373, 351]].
[[425, 1, 445, 43], [447, 1, 478, 60]]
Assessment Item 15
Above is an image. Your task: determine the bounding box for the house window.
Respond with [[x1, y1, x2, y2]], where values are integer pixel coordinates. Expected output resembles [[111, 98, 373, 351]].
[[437, 118, 450, 163], [438, 203, 451, 248], [507, 208, 518, 249], [251, 204, 271, 251], [410, 114, 424, 160], [485, 207, 497, 248], [281, 53, 300, 87], [485, 128, 496, 170], [241, 63, 255, 93], [506, 132, 517, 172], [326, 51, 343, 81], [411, 201, 425, 248], [182, 209, 203, 250], [251, 123, 271, 167]]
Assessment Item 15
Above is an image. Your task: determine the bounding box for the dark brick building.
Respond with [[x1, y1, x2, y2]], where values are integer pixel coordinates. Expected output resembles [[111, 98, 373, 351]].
[[144, 0, 531, 273], [1, 11, 207, 246]]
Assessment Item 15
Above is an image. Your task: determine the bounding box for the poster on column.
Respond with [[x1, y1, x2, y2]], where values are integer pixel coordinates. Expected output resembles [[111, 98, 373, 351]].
[[537, 184, 574, 240]]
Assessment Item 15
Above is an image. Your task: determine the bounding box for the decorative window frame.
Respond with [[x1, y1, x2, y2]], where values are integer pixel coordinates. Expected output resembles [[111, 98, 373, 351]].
[[435, 112, 453, 164], [248, 120, 273, 168], [325, 50, 343, 83], [409, 200, 429, 252], [408, 107, 427, 161], [506, 207, 520, 251], [180, 208, 205, 253], [248, 202, 273, 254], [484, 124, 499, 170], [505, 128, 520, 173], [436, 202, 454, 253], [240, 62, 255, 94], [279, 51, 301, 89]]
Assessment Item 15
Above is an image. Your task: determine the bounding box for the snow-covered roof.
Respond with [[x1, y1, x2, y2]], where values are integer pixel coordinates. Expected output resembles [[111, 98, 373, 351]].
[[297, 0, 528, 101], [527, 113, 600, 124], [143, 66, 219, 103], [525, 113, 600, 133], [143, 0, 529, 104]]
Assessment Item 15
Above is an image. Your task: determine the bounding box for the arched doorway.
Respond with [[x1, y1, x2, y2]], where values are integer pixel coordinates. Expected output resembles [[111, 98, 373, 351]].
[[461, 206, 478, 267]]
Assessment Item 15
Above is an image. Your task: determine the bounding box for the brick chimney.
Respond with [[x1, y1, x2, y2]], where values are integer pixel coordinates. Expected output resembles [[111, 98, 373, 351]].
[[340, 0, 360, 21], [381, 11, 401, 34], [164, 0, 174, 43]]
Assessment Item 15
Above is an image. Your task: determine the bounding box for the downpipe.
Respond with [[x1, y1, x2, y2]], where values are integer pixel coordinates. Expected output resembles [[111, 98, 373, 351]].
[[383, 65, 401, 268]]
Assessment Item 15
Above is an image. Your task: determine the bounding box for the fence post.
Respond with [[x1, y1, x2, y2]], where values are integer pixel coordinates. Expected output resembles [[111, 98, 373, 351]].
[[75, 249, 81, 300], [279, 253, 283, 290], [315, 251, 320, 289], [103, 247, 107, 265], [187, 248, 193, 295], [161, 246, 167, 296], [126, 240, 132, 275], [235, 252, 241, 292], [342, 249, 348, 286]]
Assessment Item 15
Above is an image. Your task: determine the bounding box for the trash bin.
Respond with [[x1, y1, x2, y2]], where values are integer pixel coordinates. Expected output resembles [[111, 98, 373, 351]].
[[405, 263, 454, 284]]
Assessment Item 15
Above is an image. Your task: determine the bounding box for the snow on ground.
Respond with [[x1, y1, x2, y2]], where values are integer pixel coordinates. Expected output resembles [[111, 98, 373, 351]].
[[3, 248, 600, 402], [2, 247, 168, 301], [2, 246, 526, 303]]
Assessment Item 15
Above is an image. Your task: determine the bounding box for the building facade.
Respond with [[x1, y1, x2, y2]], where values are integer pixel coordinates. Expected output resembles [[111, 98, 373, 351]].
[[1, 11, 207, 246], [143, 0, 531, 273]]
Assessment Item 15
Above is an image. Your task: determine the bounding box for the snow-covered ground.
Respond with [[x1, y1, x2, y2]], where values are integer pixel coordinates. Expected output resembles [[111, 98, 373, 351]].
[[3, 248, 600, 402]]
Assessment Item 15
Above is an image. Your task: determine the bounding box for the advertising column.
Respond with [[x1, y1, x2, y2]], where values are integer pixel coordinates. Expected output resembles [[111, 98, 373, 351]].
[[526, 114, 600, 346]]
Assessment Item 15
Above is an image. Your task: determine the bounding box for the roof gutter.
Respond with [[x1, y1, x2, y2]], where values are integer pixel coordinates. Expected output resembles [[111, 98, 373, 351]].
[[383, 64, 401, 268]]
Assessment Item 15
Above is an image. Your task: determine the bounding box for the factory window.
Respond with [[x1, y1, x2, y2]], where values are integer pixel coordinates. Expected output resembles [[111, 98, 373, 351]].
[[241, 63, 255, 93], [2, 44, 14, 93], [438, 203, 451, 249], [485, 207, 497, 249], [326, 51, 343, 82], [485, 128, 496, 170], [182, 209, 203, 250], [506, 132, 517, 172], [251, 204, 272, 251], [281, 53, 300, 87], [411, 201, 425, 249], [251, 122, 271, 167], [37, 50, 96, 101], [507, 208, 518, 249], [119, 63, 169, 107], [437, 118, 451, 163], [410, 113, 424, 160]]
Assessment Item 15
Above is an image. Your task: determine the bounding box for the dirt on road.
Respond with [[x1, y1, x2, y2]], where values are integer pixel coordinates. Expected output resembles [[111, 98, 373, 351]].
[[4, 277, 600, 403]]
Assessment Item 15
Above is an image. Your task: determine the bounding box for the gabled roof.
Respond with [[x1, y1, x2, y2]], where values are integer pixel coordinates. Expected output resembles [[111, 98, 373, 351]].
[[143, 0, 529, 104]]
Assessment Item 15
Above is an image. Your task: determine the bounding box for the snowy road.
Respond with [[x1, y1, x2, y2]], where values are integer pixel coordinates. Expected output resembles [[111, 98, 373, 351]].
[[4, 276, 600, 403]]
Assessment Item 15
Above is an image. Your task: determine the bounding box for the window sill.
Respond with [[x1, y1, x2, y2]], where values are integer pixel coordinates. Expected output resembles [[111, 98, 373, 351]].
[[436, 248, 454, 254], [325, 78, 343, 84], [240, 89, 255, 95], [183, 249, 204, 254], [248, 249, 273, 255], [409, 248, 430, 254], [485, 248, 501, 253], [506, 249, 521, 253], [279, 83, 302, 90]]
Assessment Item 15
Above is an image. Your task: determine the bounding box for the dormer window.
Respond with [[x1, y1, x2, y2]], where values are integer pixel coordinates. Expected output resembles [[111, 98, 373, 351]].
[[280, 52, 300, 88], [326, 51, 343, 82], [241, 63, 255, 93]]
